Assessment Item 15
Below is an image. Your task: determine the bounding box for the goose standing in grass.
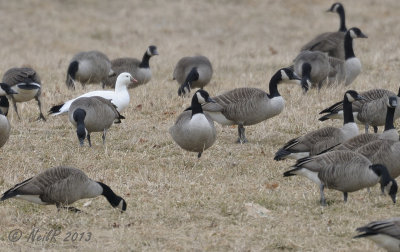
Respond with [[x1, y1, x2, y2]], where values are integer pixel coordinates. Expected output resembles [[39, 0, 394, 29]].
[[200, 68, 303, 143], [294, 27, 367, 89], [173, 55, 213, 96], [301, 2, 347, 60], [0, 109, 10, 148], [50, 73, 137, 115], [328, 96, 399, 152], [66, 50, 115, 90], [354, 218, 400, 251], [274, 90, 363, 160], [283, 151, 398, 206], [103, 45, 158, 88], [68, 96, 125, 146], [2, 67, 45, 120], [0, 166, 127, 212], [170, 90, 216, 158], [319, 88, 400, 133]]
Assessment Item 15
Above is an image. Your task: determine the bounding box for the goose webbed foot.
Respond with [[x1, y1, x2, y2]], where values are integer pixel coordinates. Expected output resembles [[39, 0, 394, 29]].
[[87, 134, 92, 147], [56, 204, 82, 213]]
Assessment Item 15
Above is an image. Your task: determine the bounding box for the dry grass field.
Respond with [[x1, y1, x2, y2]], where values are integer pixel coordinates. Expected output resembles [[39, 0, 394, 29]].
[[1, 0, 400, 251]]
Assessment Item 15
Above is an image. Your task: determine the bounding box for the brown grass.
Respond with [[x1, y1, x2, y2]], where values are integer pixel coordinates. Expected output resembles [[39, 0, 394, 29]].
[[0, 0, 400, 251]]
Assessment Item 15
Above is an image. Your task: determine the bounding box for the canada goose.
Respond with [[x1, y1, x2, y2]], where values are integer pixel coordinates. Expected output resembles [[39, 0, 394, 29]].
[[169, 90, 216, 158], [173, 56, 213, 96], [2, 67, 45, 120], [69, 96, 124, 146], [199, 68, 303, 143], [328, 96, 399, 152], [301, 2, 347, 60], [103, 45, 158, 88], [0, 109, 10, 148], [0, 166, 127, 212], [283, 151, 398, 206], [50, 73, 137, 115], [274, 90, 363, 160], [354, 218, 400, 251], [66, 50, 115, 90], [319, 88, 400, 133]]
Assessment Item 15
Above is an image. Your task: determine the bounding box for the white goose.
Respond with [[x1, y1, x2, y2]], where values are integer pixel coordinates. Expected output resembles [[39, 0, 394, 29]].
[[49, 72, 136, 115]]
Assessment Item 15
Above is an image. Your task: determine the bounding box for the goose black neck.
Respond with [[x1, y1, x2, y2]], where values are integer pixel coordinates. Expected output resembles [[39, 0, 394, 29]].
[[337, 6, 346, 32], [267, 71, 281, 98], [342, 95, 354, 124], [370, 165, 392, 184], [191, 94, 204, 116], [384, 106, 396, 131], [139, 52, 151, 68], [98, 182, 122, 207], [344, 32, 355, 60], [73, 108, 86, 138]]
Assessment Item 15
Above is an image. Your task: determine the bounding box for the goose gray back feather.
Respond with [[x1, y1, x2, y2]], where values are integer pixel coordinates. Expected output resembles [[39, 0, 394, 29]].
[[301, 32, 345, 60], [66, 50, 113, 89], [69, 96, 121, 133], [173, 56, 213, 88]]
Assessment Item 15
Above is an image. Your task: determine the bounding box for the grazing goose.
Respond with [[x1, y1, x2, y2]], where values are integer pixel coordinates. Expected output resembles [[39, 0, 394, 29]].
[[69, 96, 124, 146], [169, 90, 216, 158], [320, 88, 400, 133], [0, 166, 127, 212], [301, 2, 347, 60], [356, 139, 400, 181], [0, 109, 10, 148], [354, 218, 400, 251], [173, 56, 213, 96], [103, 45, 158, 88], [283, 151, 398, 206], [274, 90, 363, 160], [329, 96, 399, 152], [200, 68, 303, 143], [50, 73, 137, 115], [2, 67, 45, 120], [66, 50, 115, 90]]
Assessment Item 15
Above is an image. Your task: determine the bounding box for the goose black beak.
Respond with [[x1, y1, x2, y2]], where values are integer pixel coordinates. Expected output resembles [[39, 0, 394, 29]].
[[359, 32, 368, 38], [356, 95, 366, 101], [153, 49, 159, 55], [207, 97, 216, 103], [391, 194, 396, 204]]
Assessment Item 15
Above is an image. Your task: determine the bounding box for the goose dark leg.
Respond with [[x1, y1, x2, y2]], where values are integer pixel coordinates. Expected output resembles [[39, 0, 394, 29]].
[[102, 129, 107, 145], [236, 124, 248, 144], [198, 152, 202, 158], [56, 204, 81, 212], [373, 126, 378, 133], [35, 95, 46, 121], [87, 133, 92, 147], [343, 192, 348, 202], [364, 124, 369, 134], [320, 184, 327, 206], [10, 96, 21, 120]]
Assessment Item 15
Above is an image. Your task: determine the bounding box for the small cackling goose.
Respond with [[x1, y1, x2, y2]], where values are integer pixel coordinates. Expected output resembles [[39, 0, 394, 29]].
[[0, 109, 10, 148], [283, 151, 398, 206], [103, 45, 158, 88], [301, 2, 347, 60], [274, 90, 363, 160], [169, 90, 216, 158], [173, 55, 213, 96], [0, 166, 127, 212], [50, 73, 137, 115], [354, 218, 400, 251], [200, 68, 304, 143], [329, 96, 399, 152], [2, 67, 45, 120], [319, 88, 400, 133], [66, 50, 115, 90], [69, 96, 125, 146]]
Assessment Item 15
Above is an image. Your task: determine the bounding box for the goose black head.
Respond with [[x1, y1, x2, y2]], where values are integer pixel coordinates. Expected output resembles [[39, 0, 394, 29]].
[[147, 45, 158, 56], [0, 83, 18, 96], [327, 2, 344, 13], [178, 67, 200, 96], [300, 63, 312, 92], [98, 182, 127, 212], [344, 90, 364, 103], [193, 89, 215, 105], [348, 27, 368, 39], [383, 178, 398, 204]]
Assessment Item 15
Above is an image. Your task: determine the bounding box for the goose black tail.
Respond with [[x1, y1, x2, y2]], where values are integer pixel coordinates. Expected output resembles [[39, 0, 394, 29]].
[[48, 104, 64, 115], [66, 61, 79, 90], [274, 148, 291, 161]]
